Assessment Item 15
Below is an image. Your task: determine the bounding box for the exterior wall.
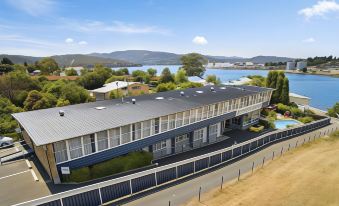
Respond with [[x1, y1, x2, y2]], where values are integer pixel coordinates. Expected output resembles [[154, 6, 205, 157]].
[[33, 143, 60, 183], [22, 130, 33, 149]]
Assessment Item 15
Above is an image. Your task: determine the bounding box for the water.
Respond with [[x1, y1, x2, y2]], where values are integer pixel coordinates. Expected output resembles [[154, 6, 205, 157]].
[[274, 119, 301, 129], [117, 65, 339, 110]]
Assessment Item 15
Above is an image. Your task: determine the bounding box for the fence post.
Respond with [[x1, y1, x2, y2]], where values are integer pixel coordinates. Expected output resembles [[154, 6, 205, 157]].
[[262, 157, 265, 168], [169, 200, 171, 206], [272, 151, 275, 160], [238, 169, 241, 181], [280, 147, 283, 156], [288, 143, 290, 151], [221, 176, 224, 190], [251, 161, 254, 174], [199, 186, 202, 202], [295, 140, 298, 148]]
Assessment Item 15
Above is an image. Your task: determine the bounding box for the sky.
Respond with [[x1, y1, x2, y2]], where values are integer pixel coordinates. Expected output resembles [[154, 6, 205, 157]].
[[1, 0, 339, 58]]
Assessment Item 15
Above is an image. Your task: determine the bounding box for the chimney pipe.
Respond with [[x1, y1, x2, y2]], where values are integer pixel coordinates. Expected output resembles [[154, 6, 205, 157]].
[[132, 99, 136, 104], [180, 91, 184, 96], [210, 87, 215, 92]]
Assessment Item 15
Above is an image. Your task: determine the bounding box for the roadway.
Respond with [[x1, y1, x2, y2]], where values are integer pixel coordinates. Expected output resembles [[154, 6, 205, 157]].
[[122, 119, 339, 206]]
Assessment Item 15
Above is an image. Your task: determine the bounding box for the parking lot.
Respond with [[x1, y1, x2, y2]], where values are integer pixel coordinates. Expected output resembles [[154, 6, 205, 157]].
[[0, 154, 51, 205]]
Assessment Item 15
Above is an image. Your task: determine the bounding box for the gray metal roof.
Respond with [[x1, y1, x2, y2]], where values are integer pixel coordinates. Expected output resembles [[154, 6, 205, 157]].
[[12, 85, 272, 146]]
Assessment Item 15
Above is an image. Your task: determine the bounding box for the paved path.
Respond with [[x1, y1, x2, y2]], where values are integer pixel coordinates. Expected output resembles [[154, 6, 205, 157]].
[[123, 120, 339, 206]]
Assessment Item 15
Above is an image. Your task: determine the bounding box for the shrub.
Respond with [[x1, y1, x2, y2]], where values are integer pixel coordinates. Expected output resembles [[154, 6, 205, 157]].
[[249, 125, 264, 132], [298, 116, 314, 124], [267, 110, 277, 120], [156, 82, 176, 92], [105, 75, 126, 83], [179, 82, 203, 89]]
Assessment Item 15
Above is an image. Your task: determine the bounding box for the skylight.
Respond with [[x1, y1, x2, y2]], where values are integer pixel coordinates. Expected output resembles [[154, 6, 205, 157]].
[[94, 107, 106, 110], [196, 91, 204, 94], [155, 97, 164, 100]]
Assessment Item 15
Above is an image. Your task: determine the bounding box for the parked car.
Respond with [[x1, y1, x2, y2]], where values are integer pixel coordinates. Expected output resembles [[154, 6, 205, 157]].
[[0, 136, 14, 147]]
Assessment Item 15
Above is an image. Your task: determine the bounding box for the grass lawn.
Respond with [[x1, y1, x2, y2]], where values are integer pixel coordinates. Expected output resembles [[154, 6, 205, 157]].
[[64, 151, 153, 183]]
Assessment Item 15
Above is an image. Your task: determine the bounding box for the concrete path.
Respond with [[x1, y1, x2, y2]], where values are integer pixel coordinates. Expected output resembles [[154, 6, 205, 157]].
[[123, 121, 339, 206]]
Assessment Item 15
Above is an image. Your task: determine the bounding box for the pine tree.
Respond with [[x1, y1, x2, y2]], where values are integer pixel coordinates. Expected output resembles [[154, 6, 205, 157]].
[[281, 77, 290, 105], [275, 75, 284, 103]]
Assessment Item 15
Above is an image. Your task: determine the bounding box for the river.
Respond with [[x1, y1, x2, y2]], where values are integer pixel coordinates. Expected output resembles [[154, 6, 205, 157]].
[[117, 65, 339, 110]]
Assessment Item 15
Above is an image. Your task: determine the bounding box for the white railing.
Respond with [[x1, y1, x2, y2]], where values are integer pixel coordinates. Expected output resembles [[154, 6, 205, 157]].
[[14, 117, 331, 206]]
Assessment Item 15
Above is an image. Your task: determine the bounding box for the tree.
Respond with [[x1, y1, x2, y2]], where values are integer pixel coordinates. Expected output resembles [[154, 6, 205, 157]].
[[179, 82, 203, 89], [159, 68, 174, 83], [23, 90, 57, 111], [37, 57, 59, 74], [65, 68, 78, 76], [175, 69, 188, 83], [109, 90, 123, 99], [281, 77, 290, 105], [180, 53, 207, 77], [302, 67, 307, 73], [116, 68, 129, 75], [273, 75, 284, 103], [156, 82, 176, 92], [1, 57, 14, 65], [0, 64, 14, 73], [147, 68, 157, 77], [78, 69, 111, 90], [56, 98, 70, 107], [327, 102, 339, 117], [0, 97, 23, 135], [206, 74, 221, 85]]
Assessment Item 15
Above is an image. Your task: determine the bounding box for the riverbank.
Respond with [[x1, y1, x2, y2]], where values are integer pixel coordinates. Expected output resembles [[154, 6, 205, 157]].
[[183, 132, 339, 206], [285, 70, 339, 78]]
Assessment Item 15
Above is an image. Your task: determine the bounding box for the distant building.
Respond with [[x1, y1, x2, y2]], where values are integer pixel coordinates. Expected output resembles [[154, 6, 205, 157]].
[[286, 62, 296, 70], [296, 61, 307, 70], [65, 66, 84, 76], [90, 81, 149, 101], [245, 62, 254, 66], [206, 62, 234, 68]]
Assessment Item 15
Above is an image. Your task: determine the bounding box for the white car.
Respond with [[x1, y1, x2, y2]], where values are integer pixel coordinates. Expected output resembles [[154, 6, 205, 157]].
[[0, 136, 13, 147]]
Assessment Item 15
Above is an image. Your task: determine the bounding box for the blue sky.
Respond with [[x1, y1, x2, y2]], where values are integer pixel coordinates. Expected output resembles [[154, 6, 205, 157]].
[[1, 0, 339, 58]]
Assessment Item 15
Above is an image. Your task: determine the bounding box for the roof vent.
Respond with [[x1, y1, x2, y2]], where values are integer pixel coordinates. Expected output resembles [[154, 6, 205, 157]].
[[95, 106, 106, 110], [196, 91, 204, 94], [59, 110, 65, 117], [132, 99, 136, 104], [155, 97, 164, 100], [220, 87, 226, 90], [180, 91, 185, 96], [210, 87, 215, 92]]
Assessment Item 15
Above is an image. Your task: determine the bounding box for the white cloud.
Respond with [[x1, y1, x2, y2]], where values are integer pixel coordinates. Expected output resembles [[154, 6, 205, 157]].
[[298, 0, 339, 19], [6, 0, 56, 16], [192, 36, 208, 45], [303, 37, 316, 43], [59, 19, 170, 35], [78, 41, 88, 45], [65, 38, 74, 44]]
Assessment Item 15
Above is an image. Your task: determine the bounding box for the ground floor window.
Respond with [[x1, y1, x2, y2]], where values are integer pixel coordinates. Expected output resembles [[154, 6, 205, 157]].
[[153, 140, 167, 151], [97, 131, 108, 151], [83, 134, 95, 155], [209, 124, 219, 139], [121, 125, 131, 144], [193, 129, 204, 141], [109, 128, 120, 147], [175, 134, 189, 143]]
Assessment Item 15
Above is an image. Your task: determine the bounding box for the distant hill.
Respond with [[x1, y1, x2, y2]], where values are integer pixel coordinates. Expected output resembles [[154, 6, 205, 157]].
[[90, 50, 294, 65], [0, 54, 139, 67]]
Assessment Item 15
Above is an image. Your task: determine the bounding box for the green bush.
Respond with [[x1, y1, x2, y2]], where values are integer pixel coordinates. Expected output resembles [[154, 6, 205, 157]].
[[259, 119, 275, 129], [179, 82, 203, 89], [298, 116, 314, 124], [156, 82, 176, 92], [105, 75, 126, 83], [276, 103, 304, 118], [65, 151, 153, 182], [267, 110, 277, 120], [249, 125, 264, 132]]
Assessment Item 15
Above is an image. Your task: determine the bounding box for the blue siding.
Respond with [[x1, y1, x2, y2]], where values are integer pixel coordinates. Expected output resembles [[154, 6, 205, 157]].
[[156, 167, 176, 185], [101, 181, 131, 203], [38, 200, 61, 206], [58, 111, 237, 170], [195, 158, 209, 172], [62, 189, 101, 206], [177, 162, 194, 177], [209, 154, 221, 166], [131, 174, 156, 193]]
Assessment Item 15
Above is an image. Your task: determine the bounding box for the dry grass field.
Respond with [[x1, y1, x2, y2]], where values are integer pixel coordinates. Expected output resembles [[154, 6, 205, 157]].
[[184, 131, 339, 206]]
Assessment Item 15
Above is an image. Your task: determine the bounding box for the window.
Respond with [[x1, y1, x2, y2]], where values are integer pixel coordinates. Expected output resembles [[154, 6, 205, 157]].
[[68, 137, 83, 159], [153, 118, 160, 134], [160, 116, 168, 132], [196, 107, 203, 121], [193, 129, 204, 141], [176, 112, 183, 127], [142, 120, 151, 137], [83, 134, 95, 155], [209, 124, 218, 139], [184, 111, 190, 125], [202, 106, 208, 119], [218, 102, 223, 115], [109, 128, 120, 147], [189, 109, 196, 123], [53, 141, 68, 163], [132, 122, 142, 140], [97, 131, 108, 151], [175, 134, 188, 143], [153, 140, 167, 151], [169, 114, 176, 129], [208, 105, 214, 118], [121, 125, 131, 144]]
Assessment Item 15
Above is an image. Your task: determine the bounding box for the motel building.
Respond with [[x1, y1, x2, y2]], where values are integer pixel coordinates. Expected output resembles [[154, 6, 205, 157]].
[[12, 85, 273, 183]]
